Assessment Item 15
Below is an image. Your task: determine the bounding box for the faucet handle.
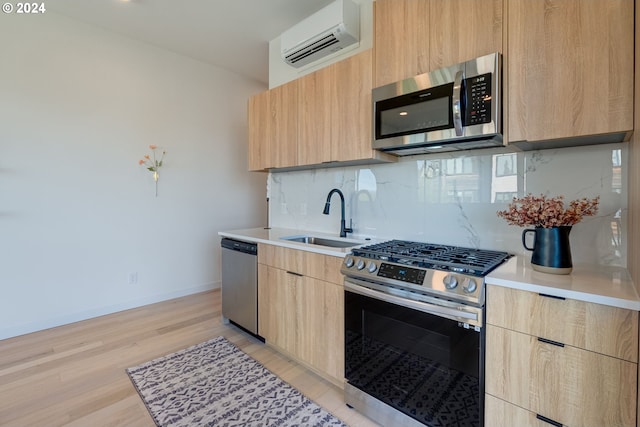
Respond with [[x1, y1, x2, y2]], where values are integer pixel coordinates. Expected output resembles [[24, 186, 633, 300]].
[[344, 218, 354, 234]]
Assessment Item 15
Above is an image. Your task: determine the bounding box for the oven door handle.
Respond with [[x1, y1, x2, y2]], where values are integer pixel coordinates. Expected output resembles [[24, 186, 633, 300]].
[[344, 280, 480, 325], [452, 69, 464, 136]]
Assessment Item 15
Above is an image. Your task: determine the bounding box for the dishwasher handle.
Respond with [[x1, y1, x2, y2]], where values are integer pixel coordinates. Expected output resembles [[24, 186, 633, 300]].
[[221, 238, 257, 255]]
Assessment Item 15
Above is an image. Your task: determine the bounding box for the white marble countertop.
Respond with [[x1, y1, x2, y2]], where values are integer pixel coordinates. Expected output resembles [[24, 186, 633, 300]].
[[218, 227, 380, 257], [219, 227, 640, 311], [486, 255, 640, 310]]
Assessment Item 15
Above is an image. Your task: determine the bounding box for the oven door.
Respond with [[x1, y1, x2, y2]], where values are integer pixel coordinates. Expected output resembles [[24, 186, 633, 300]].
[[344, 279, 485, 427]]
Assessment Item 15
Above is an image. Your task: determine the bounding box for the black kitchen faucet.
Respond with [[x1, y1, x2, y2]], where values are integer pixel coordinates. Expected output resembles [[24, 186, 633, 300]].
[[322, 188, 353, 238]]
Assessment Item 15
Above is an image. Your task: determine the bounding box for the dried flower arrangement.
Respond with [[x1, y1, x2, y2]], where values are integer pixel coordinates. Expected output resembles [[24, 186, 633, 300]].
[[497, 194, 600, 228]]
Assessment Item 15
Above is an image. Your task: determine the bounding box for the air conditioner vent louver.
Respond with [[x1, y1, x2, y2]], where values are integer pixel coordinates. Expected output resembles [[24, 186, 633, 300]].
[[280, 0, 359, 68], [284, 34, 340, 65]]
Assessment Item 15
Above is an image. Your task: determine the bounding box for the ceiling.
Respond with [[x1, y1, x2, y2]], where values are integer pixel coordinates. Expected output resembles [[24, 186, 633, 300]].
[[46, 0, 336, 84]]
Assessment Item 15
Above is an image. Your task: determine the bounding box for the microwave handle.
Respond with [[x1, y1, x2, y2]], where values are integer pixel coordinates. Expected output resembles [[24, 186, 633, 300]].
[[452, 70, 464, 136]]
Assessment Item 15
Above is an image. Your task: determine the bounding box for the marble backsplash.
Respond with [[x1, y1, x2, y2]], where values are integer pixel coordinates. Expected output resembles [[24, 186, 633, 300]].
[[268, 143, 627, 267]]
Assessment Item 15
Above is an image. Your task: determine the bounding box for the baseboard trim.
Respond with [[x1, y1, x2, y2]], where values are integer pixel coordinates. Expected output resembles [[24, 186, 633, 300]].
[[0, 281, 220, 341]]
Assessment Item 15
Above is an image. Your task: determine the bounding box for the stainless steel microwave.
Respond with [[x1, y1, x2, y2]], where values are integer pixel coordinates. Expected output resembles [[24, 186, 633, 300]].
[[372, 52, 503, 155]]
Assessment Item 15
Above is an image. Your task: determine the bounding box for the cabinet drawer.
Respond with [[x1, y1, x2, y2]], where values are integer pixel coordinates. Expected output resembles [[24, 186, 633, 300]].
[[258, 243, 304, 272], [485, 325, 637, 427], [486, 285, 638, 362], [258, 243, 343, 285], [485, 394, 568, 427], [304, 251, 343, 285]]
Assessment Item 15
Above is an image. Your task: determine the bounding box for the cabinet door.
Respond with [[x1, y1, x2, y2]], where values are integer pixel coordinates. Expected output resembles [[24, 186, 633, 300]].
[[299, 278, 345, 382], [298, 68, 332, 165], [507, 0, 633, 143], [269, 81, 298, 168], [331, 50, 376, 163], [429, 0, 503, 69], [486, 325, 637, 427], [374, 0, 430, 87], [247, 91, 270, 171], [258, 264, 301, 355], [374, 0, 502, 87]]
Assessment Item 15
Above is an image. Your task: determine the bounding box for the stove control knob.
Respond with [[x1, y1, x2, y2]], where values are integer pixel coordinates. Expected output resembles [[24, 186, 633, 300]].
[[443, 274, 458, 289], [356, 259, 366, 270], [367, 261, 378, 273], [463, 278, 478, 293], [344, 256, 355, 268]]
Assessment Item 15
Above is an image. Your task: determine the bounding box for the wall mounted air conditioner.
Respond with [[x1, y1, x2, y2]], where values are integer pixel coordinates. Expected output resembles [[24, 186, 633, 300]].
[[281, 0, 360, 68]]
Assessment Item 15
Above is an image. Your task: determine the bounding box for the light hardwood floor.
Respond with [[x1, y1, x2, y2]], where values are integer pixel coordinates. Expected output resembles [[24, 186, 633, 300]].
[[0, 289, 379, 427]]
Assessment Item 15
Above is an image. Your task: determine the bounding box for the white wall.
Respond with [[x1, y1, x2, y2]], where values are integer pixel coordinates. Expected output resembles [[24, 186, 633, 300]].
[[0, 13, 267, 340]]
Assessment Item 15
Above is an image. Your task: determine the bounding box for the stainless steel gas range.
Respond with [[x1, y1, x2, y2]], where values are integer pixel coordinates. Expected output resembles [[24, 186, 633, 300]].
[[342, 240, 510, 427]]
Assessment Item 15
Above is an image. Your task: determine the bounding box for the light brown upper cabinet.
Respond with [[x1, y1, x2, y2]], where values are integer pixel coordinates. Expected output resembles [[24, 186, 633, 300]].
[[374, 0, 503, 88], [297, 64, 333, 165], [506, 0, 633, 146], [269, 82, 299, 169], [330, 50, 394, 163], [247, 80, 299, 171], [429, 0, 503, 71], [296, 50, 395, 167], [373, 0, 430, 87], [249, 50, 395, 171], [247, 90, 270, 171]]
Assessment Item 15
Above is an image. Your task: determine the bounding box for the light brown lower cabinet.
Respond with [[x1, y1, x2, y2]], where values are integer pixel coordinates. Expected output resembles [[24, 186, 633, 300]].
[[486, 285, 638, 362], [486, 284, 638, 426], [298, 275, 344, 382], [486, 324, 637, 426], [257, 264, 299, 356], [257, 244, 344, 386]]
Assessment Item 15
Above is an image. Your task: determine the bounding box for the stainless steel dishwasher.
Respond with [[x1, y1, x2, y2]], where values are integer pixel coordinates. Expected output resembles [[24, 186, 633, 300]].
[[221, 238, 259, 336]]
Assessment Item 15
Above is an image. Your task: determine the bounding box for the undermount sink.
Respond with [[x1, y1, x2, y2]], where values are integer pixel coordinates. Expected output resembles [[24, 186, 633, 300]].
[[280, 235, 362, 248]]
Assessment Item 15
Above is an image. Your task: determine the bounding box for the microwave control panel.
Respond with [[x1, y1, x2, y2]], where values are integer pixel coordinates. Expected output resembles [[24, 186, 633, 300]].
[[464, 73, 492, 126]]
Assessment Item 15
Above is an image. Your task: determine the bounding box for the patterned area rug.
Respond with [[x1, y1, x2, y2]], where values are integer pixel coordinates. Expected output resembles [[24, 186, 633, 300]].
[[126, 336, 347, 427]]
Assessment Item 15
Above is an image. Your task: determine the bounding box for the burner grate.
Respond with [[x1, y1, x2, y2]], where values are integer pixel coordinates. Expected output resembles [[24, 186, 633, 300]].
[[352, 240, 510, 276], [426, 247, 511, 275]]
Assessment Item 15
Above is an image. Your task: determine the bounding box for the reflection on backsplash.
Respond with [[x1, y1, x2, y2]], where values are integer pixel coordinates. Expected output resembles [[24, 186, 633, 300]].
[[268, 143, 627, 267]]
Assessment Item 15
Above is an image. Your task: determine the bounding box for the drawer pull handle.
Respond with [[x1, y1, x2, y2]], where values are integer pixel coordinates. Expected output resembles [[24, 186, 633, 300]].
[[536, 414, 563, 427], [537, 337, 565, 347], [538, 293, 566, 300], [286, 271, 303, 277]]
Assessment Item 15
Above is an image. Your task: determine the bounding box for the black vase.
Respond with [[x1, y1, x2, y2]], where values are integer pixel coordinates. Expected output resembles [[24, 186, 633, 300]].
[[522, 226, 573, 274]]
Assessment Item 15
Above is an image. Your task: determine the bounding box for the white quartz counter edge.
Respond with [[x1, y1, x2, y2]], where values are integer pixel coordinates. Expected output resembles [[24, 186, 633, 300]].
[[486, 256, 640, 311], [220, 228, 640, 311], [218, 227, 380, 258]]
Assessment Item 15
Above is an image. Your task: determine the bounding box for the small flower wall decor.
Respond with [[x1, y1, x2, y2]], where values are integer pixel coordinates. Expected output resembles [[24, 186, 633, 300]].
[[497, 194, 600, 228], [139, 144, 166, 197]]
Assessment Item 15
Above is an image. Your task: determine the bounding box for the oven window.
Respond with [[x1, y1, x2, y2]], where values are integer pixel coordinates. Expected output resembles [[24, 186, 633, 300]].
[[379, 96, 450, 137], [375, 82, 454, 139], [345, 291, 483, 427]]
